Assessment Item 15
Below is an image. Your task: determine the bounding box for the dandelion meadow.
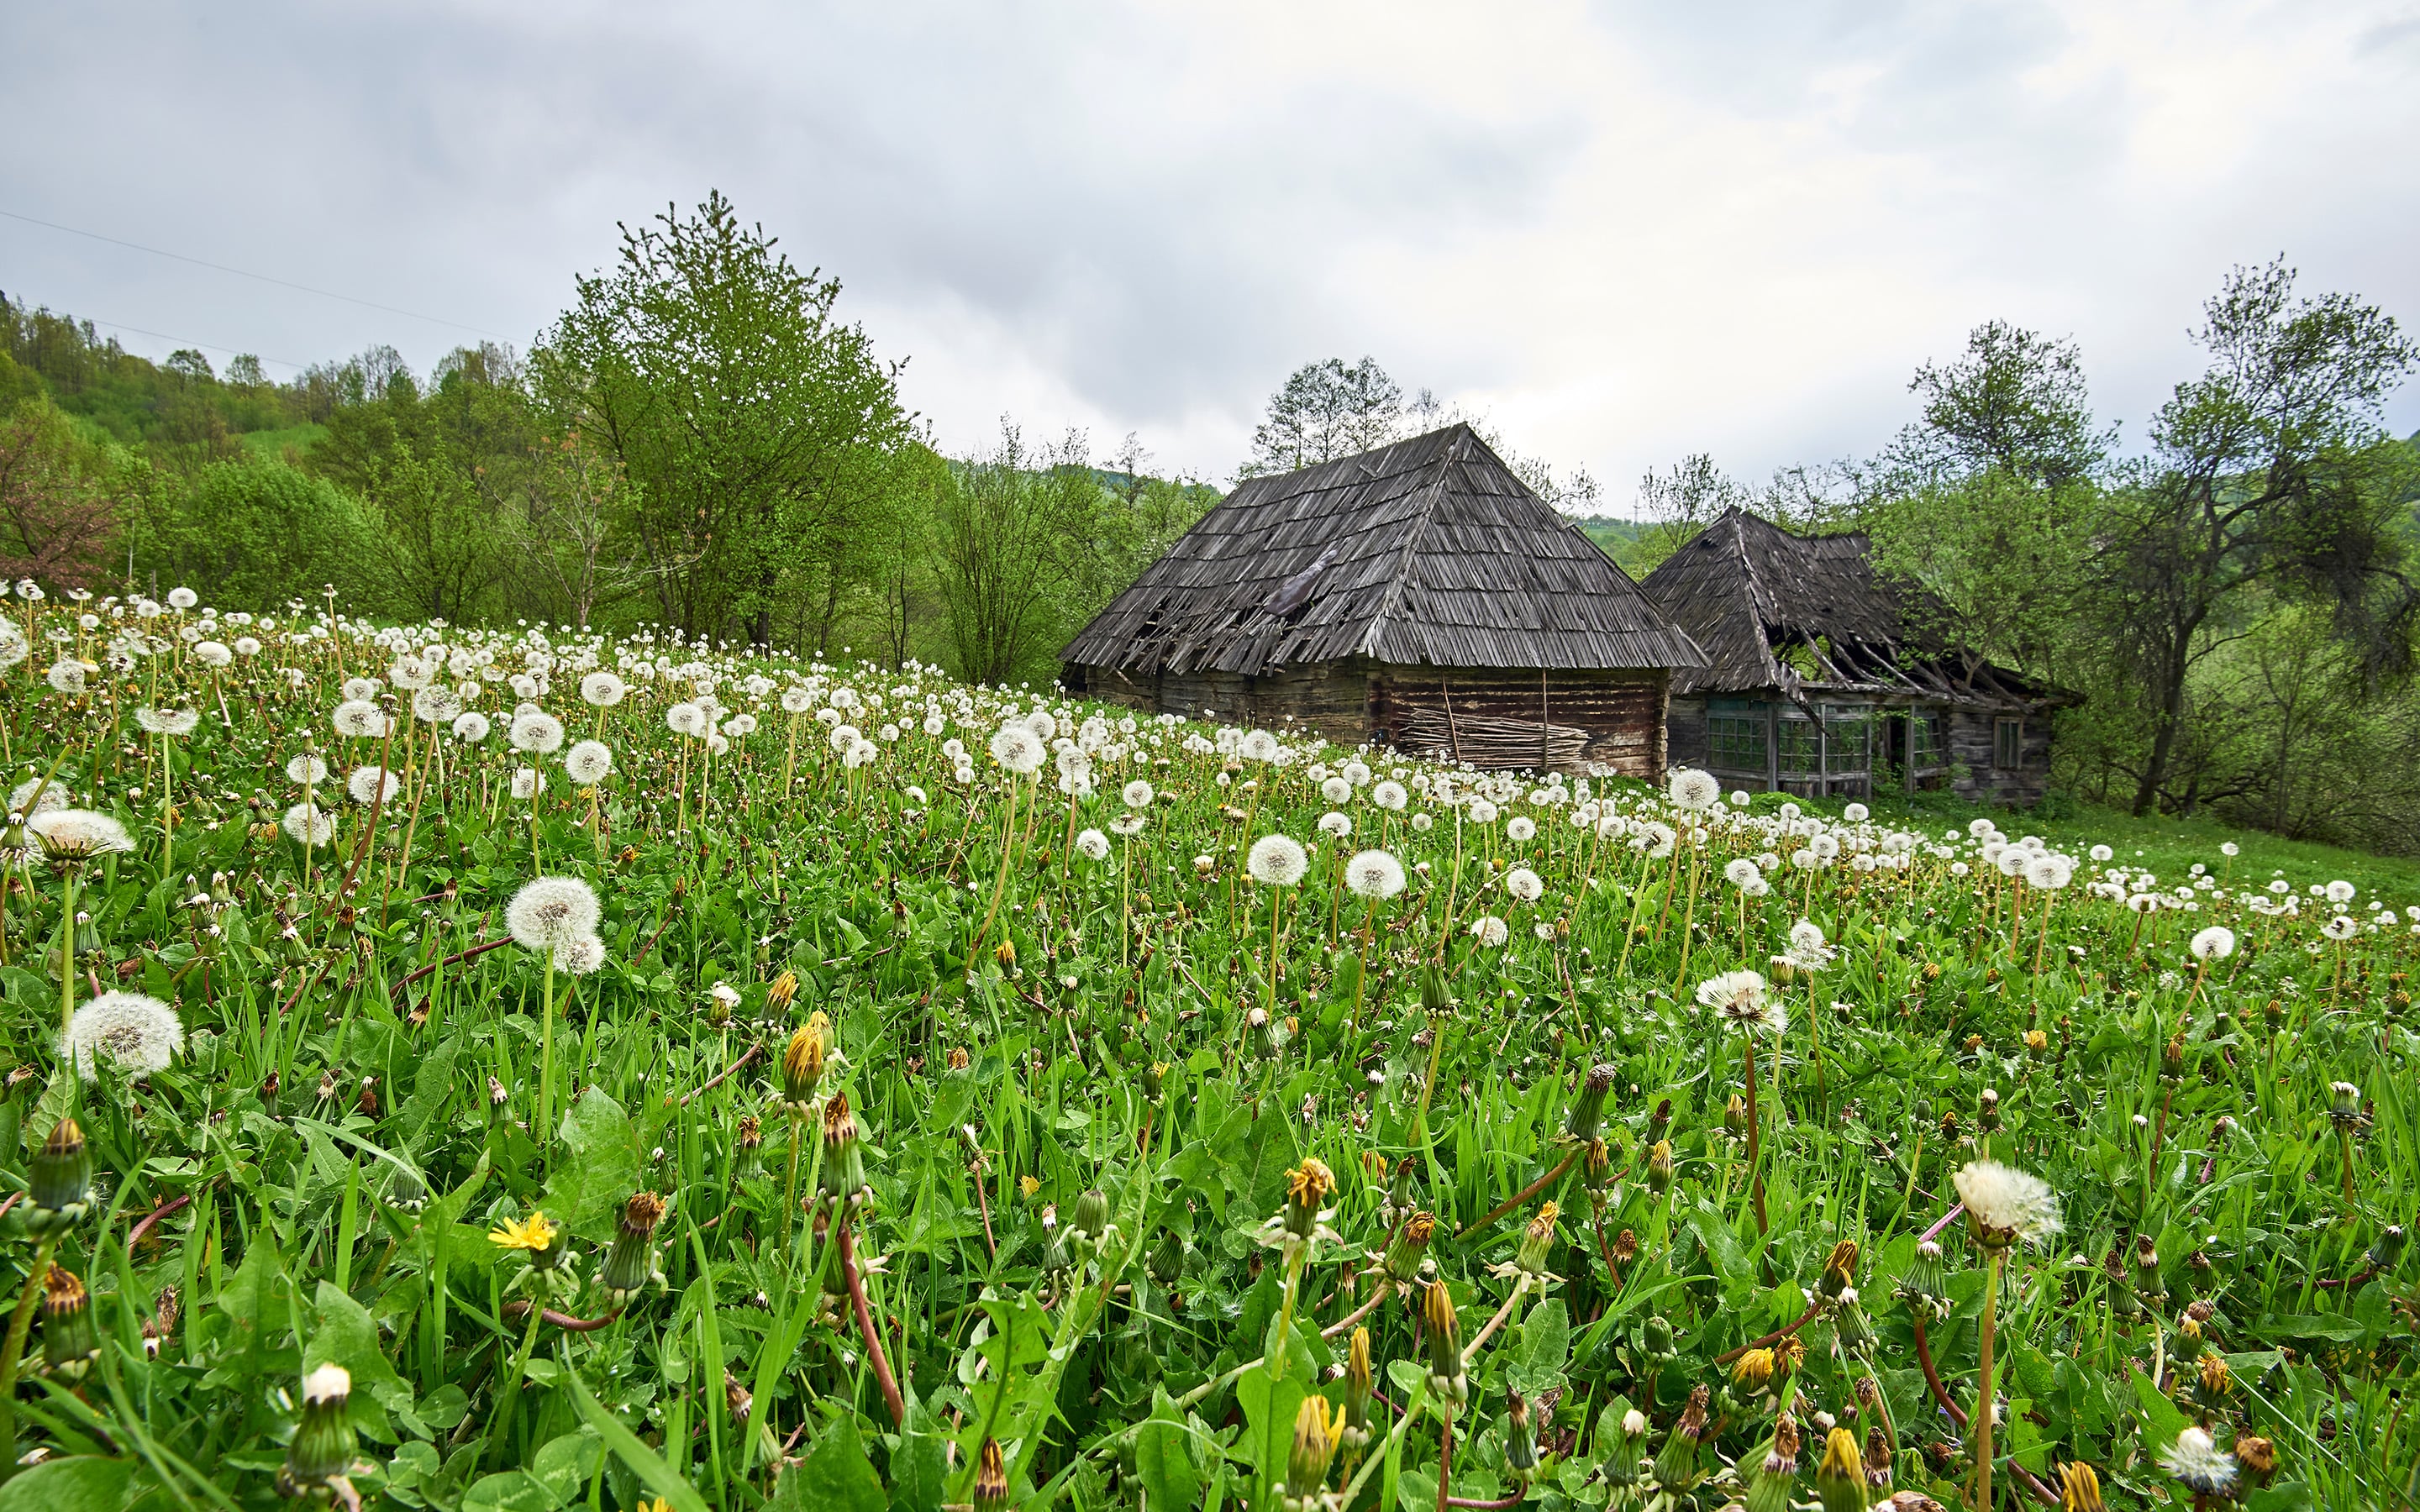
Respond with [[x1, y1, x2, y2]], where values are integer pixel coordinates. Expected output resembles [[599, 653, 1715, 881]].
[[0, 588, 2410, 1512]]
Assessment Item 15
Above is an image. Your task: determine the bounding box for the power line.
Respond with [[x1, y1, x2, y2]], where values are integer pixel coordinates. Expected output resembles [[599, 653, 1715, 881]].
[[61, 315, 312, 372], [0, 206, 511, 340]]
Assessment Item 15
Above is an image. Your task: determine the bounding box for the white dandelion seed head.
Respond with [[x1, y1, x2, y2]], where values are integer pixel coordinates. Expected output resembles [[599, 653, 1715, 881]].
[[29, 809, 134, 861], [2026, 854, 2073, 890], [1724, 858, 1763, 890], [1506, 866, 1544, 903], [1246, 833, 1308, 887], [829, 723, 861, 753], [1469, 914, 1510, 948], [388, 654, 434, 690], [1697, 969, 1784, 1034], [508, 876, 602, 956], [2326, 879, 2355, 905], [1345, 849, 1406, 900], [1409, 811, 1434, 832], [451, 711, 492, 744], [1371, 780, 1407, 811], [1075, 828, 1111, 861], [510, 767, 547, 800], [990, 724, 1044, 775], [581, 671, 628, 707], [2323, 914, 2358, 941], [2089, 844, 2114, 862], [341, 678, 381, 701], [1122, 779, 1154, 809], [2157, 1427, 2238, 1497], [302, 1363, 351, 1404], [345, 764, 401, 806], [1464, 798, 1498, 826], [666, 702, 708, 738], [1951, 1160, 2063, 1245], [1239, 729, 1280, 764], [192, 639, 233, 668], [1506, 815, 1536, 843], [9, 777, 68, 816], [45, 659, 87, 694], [412, 686, 464, 725], [723, 713, 757, 738], [780, 685, 814, 713], [557, 932, 607, 977], [508, 711, 565, 754], [1843, 802, 1869, 822], [62, 990, 184, 1080], [1320, 776, 1351, 804], [1789, 917, 1828, 953], [564, 740, 613, 786], [166, 585, 197, 610], [281, 801, 335, 848], [2190, 926, 2236, 962], [1668, 767, 1721, 811], [1109, 813, 1146, 836], [842, 738, 877, 769], [1318, 811, 1353, 837], [332, 699, 388, 739]]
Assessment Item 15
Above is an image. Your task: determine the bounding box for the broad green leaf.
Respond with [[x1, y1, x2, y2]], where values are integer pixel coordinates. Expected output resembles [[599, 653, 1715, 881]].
[[462, 1470, 563, 1512], [541, 1088, 640, 1241], [784, 1415, 885, 1512], [561, 1345, 712, 1512], [1134, 1389, 1202, 1512], [1507, 1297, 1570, 1395], [532, 1431, 603, 1505], [0, 1456, 132, 1512]]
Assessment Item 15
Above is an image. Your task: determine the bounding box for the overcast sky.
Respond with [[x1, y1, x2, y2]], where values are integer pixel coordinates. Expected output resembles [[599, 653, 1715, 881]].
[[5, 1, 2417, 502]]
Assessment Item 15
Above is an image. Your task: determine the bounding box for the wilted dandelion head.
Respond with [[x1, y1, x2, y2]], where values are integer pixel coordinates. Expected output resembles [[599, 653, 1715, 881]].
[[989, 724, 1044, 775], [281, 801, 334, 848], [29, 809, 134, 864], [332, 699, 388, 739], [508, 876, 602, 956], [346, 764, 401, 806], [451, 711, 492, 744], [1371, 780, 1407, 811], [581, 671, 628, 707], [1668, 767, 1721, 811], [62, 990, 183, 1080], [1075, 827, 1111, 861], [508, 711, 565, 754], [2190, 926, 2235, 962], [1345, 848, 1406, 900], [1506, 866, 1544, 903], [1247, 834, 1308, 887], [1122, 779, 1154, 809], [1951, 1160, 2062, 1247]]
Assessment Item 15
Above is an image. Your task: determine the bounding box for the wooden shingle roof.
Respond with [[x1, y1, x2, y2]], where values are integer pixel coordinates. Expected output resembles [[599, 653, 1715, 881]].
[[1638, 507, 2051, 706], [1061, 424, 1706, 677]]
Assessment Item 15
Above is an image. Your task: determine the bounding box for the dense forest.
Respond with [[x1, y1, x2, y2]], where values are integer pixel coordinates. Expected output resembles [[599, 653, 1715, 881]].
[[3, 195, 2417, 853]]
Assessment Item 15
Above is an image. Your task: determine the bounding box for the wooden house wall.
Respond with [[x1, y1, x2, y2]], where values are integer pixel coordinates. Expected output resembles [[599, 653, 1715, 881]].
[[1066, 659, 1668, 779], [1944, 708, 2053, 806]]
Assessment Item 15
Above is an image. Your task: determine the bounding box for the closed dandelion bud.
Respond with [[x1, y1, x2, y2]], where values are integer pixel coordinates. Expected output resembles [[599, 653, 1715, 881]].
[[2194, 1350, 2233, 1409], [1977, 1089, 2001, 1134], [781, 1019, 829, 1111], [1284, 1394, 1343, 1507], [1419, 963, 1449, 1018], [1148, 1225, 1186, 1286], [1503, 1390, 1539, 1477], [1650, 1384, 1712, 1492], [1645, 1139, 1676, 1194], [1820, 1239, 1860, 1299], [765, 969, 797, 1011], [2024, 1028, 2049, 1057], [1566, 1062, 1614, 1142], [27, 1117, 94, 1231], [1647, 1097, 1672, 1143], [972, 1438, 1009, 1510], [1746, 1411, 1801, 1512], [1500, 1201, 1548, 1273], [2058, 1461, 2105, 1512], [1641, 1314, 1676, 1365], [1898, 1238, 1948, 1315], [2173, 1314, 2204, 1365], [1341, 1327, 1374, 1448], [2367, 1224, 2406, 1272], [1813, 1425, 1867, 1512], [1723, 1093, 1749, 1137], [1070, 1187, 1110, 1242], [598, 1192, 666, 1303], [1602, 1404, 1649, 1488], [1385, 1211, 1437, 1283], [733, 1116, 764, 1184], [39, 1265, 97, 1381], [1834, 1295, 1879, 1357], [2328, 1079, 2361, 1127], [1861, 1418, 1894, 1495], [284, 1363, 358, 1489], [2133, 1236, 2165, 1304], [1387, 1156, 1419, 1216], [994, 938, 1017, 970], [1283, 1158, 1335, 1240], [1539, 1138, 1591, 1200], [819, 1093, 868, 1205], [1419, 1279, 1465, 1403], [1141, 1061, 1168, 1101]]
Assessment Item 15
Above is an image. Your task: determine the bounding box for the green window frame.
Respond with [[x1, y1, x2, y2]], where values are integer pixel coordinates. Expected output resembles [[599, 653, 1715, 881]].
[[1776, 717, 1819, 775], [1995, 717, 2023, 769], [1822, 708, 1870, 774], [1707, 714, 1767, 772]]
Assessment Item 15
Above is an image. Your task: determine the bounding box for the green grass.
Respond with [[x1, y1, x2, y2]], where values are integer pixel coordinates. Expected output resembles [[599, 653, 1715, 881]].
[[235, 421, 327, 459]]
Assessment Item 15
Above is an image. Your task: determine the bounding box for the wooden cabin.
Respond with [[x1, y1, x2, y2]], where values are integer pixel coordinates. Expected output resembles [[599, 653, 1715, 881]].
[[1060, 424, 1707, 777], [1638, 508, 2070, 804]]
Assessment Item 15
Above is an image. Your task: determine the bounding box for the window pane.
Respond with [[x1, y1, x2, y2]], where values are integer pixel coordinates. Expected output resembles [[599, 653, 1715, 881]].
[[1823, 711, 1870, 774], [1707, 715, 1766, 771], [1776, 718, 1819, 774]]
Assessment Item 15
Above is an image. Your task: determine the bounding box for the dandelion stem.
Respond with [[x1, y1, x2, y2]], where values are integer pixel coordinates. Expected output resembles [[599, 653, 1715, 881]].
[[0, 1234, 60, 1473]]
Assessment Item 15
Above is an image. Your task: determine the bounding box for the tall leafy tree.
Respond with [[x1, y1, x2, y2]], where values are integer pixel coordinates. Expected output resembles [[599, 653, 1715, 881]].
[[540, 192, 914, 643], [1243, 357, 1402, 476]]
